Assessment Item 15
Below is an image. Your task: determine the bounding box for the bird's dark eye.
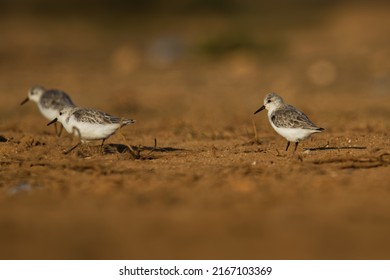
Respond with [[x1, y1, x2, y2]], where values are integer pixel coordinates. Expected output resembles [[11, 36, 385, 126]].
[[59, 112, 63, 116], [267, 99, 271, 103]]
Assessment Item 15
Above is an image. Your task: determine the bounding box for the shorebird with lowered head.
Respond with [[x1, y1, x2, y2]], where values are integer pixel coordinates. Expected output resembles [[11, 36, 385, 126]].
[[47, 106, 136, 154], [21, 85, 75, 136]]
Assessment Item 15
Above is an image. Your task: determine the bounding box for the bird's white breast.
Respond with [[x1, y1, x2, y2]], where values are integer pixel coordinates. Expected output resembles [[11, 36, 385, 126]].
[[38, 105, 58, 121], [269, 121, 320, 142]]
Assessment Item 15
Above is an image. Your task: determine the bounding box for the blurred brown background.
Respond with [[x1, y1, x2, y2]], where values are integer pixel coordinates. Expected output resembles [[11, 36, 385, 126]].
[[0, 0, 389, 259]]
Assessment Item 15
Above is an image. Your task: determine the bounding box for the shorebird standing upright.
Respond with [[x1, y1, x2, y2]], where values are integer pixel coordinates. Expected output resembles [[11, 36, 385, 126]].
[[254, 93, 324, 152]]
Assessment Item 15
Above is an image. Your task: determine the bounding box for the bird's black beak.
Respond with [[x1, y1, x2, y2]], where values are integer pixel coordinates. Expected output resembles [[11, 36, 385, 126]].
[[20, 97, 29, 106], [47, 118, 58, 126], [254, 105, 265, 114]]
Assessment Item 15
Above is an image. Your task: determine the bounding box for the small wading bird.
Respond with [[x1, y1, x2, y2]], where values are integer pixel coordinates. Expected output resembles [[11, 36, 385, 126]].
[[47, 106, 136, 154], [254, 93, 324, 152], [21, 85, 75, 136]]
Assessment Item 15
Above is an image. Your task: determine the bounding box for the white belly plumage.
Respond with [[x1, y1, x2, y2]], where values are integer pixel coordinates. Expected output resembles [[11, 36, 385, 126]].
[[270, 122, 320, 142], [38, 106, 59, 121], [63, 121, 120, 141]]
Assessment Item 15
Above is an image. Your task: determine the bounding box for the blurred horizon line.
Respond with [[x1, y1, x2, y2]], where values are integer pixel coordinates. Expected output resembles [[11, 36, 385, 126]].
[[2, 0, 386, 17]]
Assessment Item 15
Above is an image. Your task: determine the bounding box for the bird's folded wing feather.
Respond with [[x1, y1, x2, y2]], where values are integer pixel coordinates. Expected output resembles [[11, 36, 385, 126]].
[[271, 106, 320, 130]]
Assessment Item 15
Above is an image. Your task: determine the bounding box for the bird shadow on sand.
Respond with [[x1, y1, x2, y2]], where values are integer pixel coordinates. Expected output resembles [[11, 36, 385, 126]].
[[103, 143, 185, 159], [303, 146, 367, 151], [300, 145, 390, 170]]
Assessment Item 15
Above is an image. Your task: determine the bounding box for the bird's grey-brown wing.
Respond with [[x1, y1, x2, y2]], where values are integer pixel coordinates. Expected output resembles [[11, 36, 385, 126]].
[[271, 105, 322, 130], [41, 90, 75, 109], [72, 109, 108, 124], [73, 108, 133, 125]]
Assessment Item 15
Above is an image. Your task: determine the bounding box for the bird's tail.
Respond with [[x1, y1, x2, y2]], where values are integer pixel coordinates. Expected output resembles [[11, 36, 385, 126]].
[[121, 119, 136, 127]]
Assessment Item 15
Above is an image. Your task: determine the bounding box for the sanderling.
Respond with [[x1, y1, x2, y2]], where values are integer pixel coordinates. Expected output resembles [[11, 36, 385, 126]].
[[21, 85, 75, 136], [254, 92, 324, 152], [47, 106, 136, 154]]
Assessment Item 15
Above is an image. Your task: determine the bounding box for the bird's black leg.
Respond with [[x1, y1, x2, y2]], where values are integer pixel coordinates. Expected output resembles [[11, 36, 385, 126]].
[[54, 123, 59, 137], [285, 141, 290, 151], [100, 139, 106, 154], [64, 142, 81, 155], [64, 126, 81, 154], [57, 124, 63, 137], [294, 142, 299, 152], [54, 123, 64, 137]]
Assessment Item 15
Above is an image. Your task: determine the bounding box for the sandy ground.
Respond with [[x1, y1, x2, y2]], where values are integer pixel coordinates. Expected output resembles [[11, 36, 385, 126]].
[[0, 2, 389, 259]]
